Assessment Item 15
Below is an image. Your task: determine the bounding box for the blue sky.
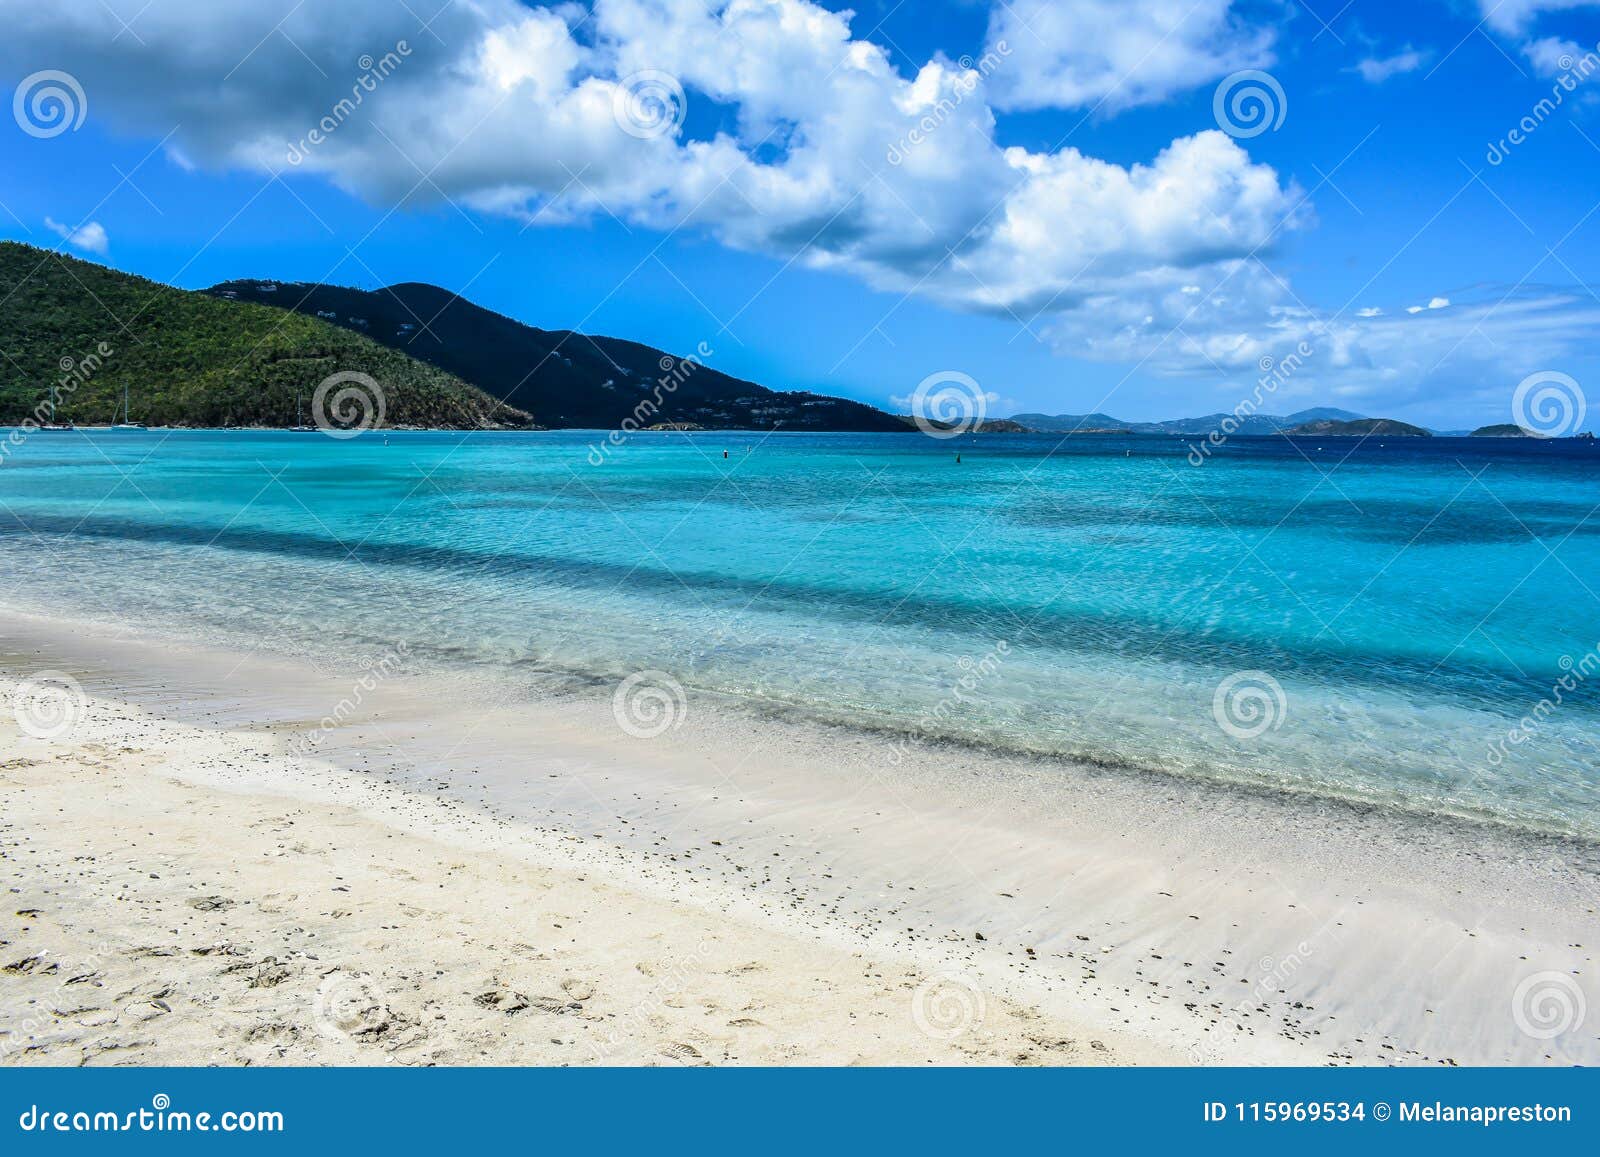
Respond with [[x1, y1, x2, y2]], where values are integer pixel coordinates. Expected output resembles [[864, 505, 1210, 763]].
[[2, 0, 1599, 428]]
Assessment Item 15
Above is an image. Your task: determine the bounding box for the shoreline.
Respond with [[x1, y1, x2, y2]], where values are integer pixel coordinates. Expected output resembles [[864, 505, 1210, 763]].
[[3, 609, 1598, 1066]]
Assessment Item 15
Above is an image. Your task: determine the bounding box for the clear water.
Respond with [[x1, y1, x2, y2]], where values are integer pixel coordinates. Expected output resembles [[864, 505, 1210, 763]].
[[3, 428, 1598, 838]]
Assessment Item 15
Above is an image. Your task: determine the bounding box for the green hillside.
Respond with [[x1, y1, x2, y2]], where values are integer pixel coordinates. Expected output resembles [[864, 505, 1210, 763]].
[[0, 243, 532, 429]]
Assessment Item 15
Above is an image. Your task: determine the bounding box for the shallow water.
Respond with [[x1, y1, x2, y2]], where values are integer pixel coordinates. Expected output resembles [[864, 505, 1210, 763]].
[[2, 428, 1598, 837]]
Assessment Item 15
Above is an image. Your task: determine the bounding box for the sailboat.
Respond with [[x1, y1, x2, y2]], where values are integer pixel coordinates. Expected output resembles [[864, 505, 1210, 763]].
[[111, 381, 146, 430], [41, 387, 74, 430], [290, 390, 315, 432]]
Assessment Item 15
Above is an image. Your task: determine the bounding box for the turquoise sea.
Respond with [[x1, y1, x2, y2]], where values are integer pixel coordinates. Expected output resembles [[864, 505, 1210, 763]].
[[3, 429, 1598, 839]]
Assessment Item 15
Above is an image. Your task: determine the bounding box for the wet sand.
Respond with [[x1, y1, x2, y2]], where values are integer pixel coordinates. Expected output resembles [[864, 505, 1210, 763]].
[[2, 610, 1596, 1065]]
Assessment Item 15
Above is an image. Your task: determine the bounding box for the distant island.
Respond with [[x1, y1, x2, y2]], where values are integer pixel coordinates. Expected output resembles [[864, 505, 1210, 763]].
[[1282, 418, 1431, 437], [4, 244, 1588, 440], [1011, 407, 1367, 436]]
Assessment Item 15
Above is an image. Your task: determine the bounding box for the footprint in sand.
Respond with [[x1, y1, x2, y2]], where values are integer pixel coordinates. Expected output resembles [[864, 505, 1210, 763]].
[[187, 896, 237, 912]]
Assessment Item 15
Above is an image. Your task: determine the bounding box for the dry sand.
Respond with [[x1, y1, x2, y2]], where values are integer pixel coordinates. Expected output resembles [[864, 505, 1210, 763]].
[[0, 686, 1166, 1066], [2, 611, 1597, 1067]]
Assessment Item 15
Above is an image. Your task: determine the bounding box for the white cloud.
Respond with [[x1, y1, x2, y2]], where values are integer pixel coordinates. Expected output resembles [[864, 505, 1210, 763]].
[[1427, 296, 1450, 309], [44, 217, 108, 254], [1063, 271, 1599, 417], [1351, 49, 1424, 84], [1475, 2, 1600, 71], [983, 0, 1275, 112], [0, 0, 1302, 336], [3, 0, 1591, 409], [1480, 0, 1600, 36], [1523, 35, 1587, 76]]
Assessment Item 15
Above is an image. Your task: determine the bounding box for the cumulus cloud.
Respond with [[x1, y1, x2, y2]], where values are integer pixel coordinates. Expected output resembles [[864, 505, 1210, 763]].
[[1, 0, 1591, 405], [44, 217, 108, 254], [983, 0, 1274, 112], [0, 1, 1302, 328], [1351, 49, 1424, 84]]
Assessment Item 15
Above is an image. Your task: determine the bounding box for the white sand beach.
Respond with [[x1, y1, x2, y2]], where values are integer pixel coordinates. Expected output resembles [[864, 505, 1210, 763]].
[[2, 610, 1596, 1066]]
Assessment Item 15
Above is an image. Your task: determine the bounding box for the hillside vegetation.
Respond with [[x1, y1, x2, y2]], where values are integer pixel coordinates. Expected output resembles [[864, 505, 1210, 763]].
[[0, 243, 531, 429], [208, 278, 913, 432]]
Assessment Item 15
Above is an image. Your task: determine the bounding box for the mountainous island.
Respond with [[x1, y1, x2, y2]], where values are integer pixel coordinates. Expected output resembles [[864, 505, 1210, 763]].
[[205, 278, 908, 432], [2, 244, 1577, 439], [1010, 407, 1369, 436], [0, 243, 909, 432], [1281, 418, 1432, 437], [0, 242, 524, 430]]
